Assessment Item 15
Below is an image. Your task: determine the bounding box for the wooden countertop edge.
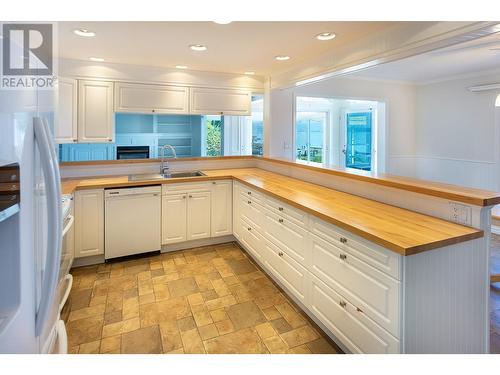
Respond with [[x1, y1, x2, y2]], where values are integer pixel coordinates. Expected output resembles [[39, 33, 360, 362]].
[[231, 177, 484, 256], [59, 155, 500, 206], [62, 170, 484, 255], [258, 157, 500, 207]]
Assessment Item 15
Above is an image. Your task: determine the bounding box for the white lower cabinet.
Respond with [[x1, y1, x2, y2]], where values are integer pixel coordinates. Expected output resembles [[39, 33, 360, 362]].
[[74, 189, 104, 258], [309, 275, 400, 354], [211, 180, 232, 237], [187, 191, 211, 241], [162, 194, 188, 244]]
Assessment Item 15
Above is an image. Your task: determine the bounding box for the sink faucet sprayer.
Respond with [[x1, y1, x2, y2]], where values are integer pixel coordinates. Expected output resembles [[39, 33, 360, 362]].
[[160, 144, 177, 176]]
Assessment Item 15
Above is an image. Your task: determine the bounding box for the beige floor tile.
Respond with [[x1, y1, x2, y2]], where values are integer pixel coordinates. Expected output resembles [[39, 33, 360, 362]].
[[69, 304, 106, 322], [139, 293, 155, 305], [67, 315, 104, 347], [191, 304, 214, 327], [306, 338, 339, 354], [271, 318, 293, 334], [198, 323, 219, 340], [121, 325, 162, 354], [181, 328, 205, 354], [153, 272, 179, 284], [275, 302, 307, 329], [226, 301, 266, 330], [104, 310, 123, 325], [68, 346, 79, 354], [226, 258, 257, 275], [122, 288, 138, 300], [153, 283, 170, 301], [88, 294, 107, 307], [137, 270, 152, 281], [201, 289, 219, 302], [288, 344, 312, 354], [159, 321, 183, 353], [280, 325, 320, 348], [187, 292, 204, 306], [166, 348, 185, 354], [177, 316, 196, 332], [102, 317, 141, 338], [70, 289, 92, 310], [211, 279, 231, 297], [254, 293, 287, 310], [78, 340, 101, 354], [122, 297, 139, 320], [263, 335, 288, 354], [168, 277, 199, 298], [204, 328, 267, 354], [140, 297, 191, 327], [210, 308, 228, 323], [215, 320, 235, 336], [223, 276, 239, 286], [151, 268, 165, 278], [100, 335, 121, 354], [261, 306, 282, 321], [255, 322, 277, 339], [194, 274, 214, 291]]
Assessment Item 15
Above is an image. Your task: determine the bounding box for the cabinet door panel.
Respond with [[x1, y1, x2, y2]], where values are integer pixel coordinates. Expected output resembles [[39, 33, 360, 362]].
[[55, 77, 77, 143], [162, 194, 187, 244], [310, 234, 400, 337], [74, 189, 104, 257], [240, 217, 265, 263], [187, 191, 211, 241], [211, 180, 232, 237], [78, 80, 114, 143], [310, 275, 400, 354], [190, 87, 251, 115], [115, 83, 189, 114]]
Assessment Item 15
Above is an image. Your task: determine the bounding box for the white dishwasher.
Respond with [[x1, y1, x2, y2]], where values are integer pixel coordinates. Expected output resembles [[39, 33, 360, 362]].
[[104, 185, 161, 260]]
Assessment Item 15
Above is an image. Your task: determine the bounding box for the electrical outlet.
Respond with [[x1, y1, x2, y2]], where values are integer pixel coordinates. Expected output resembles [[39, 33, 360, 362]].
[[449, 203, 472, 225]]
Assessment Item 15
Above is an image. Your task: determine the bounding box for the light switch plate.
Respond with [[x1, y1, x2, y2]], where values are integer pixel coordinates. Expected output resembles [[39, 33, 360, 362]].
[[449, 203, 472, 225]]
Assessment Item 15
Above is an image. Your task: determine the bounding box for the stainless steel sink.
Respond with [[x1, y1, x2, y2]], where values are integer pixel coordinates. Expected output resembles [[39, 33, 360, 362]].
[[128, 171, 205, 182]]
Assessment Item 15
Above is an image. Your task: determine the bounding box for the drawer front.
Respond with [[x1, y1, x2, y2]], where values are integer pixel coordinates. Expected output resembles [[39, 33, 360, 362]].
[[263, 208, 309, 265], [239, 194, 264, 230], [162, 182, 211, 195], [238, 184, 264, 204], [265, 196, 308, 226], [310, 275, 400, 354], [240, 217, 265, 263], [310, 234, 400, 337], [310, 217, 401, 280], [265, 239, 309, 305]]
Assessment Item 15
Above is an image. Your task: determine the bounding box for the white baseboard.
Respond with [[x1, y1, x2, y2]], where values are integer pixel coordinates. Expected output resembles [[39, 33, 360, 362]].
[[72, 255, 105, 268]]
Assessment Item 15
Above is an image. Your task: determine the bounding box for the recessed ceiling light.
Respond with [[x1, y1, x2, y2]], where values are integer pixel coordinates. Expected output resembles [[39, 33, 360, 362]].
[[275, 55, 290, 61], [244, 71, 255, 75], [189, 44, 207, 51], [213, 21, 232, 25], [176, 65, 188, 69], [74, 29, 96, 37], [315, 32, 336, 41], [89, 57, 104, 62]]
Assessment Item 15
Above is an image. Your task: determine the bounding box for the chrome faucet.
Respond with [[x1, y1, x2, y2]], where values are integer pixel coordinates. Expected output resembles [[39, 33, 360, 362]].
[[159, 144, 177, 176]]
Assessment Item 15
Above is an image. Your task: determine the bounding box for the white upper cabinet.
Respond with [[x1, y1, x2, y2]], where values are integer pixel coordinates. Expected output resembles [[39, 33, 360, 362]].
[[114, 82, 189, 114], [55, 77, 78, 143], [78, 80, 114, 143], [190, 87, 251, 115]]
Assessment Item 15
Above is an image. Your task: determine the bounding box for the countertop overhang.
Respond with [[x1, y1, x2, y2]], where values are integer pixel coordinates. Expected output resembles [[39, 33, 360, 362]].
[[61, 168, 483, 256]]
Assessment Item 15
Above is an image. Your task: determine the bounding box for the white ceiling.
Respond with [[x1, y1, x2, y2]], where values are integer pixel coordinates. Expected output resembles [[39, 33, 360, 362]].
[[351, 32, 500, 84], [57, 21, 396, 76]]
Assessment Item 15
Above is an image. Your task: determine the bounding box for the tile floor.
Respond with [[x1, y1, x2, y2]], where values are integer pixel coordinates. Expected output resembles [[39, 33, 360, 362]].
[[64, 242, 340, 354]]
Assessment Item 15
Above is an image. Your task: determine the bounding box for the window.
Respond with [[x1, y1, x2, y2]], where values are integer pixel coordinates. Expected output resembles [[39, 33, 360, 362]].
[[251, 95, 264, 156], [204, 115, 223, 156], [296, 112, 326, 164], [295, 96, 384, 172]]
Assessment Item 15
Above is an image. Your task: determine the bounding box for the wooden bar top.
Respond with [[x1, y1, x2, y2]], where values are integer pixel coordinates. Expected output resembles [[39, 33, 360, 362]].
[[61, 168, 483, 256]]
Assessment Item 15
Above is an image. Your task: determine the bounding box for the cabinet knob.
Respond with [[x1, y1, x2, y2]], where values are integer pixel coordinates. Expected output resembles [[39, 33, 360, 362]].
[[247, 191, 251, 195], [339, 253, 347, 260], [152, 109, 156, 113], [278, 218, 283, 223], [189, 195, 192, 198], [247, 227, 251, 231], [339, 300, 347, 308], [183, 195, 186, 199], [247, 200, 251, 204], [340, 237, 348, 244], [278, 252, 284, 257], [212, 182, 216, 184], [278, 207, 283, 211]]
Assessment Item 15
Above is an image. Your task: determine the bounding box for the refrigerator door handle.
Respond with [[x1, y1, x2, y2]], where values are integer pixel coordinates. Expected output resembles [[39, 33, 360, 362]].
[[34, 117, 62, 337]]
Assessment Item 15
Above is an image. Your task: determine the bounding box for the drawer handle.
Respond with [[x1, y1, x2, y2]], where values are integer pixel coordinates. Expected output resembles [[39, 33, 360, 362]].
[[278, 252, 284, 257], [189, 195, 192, 198], [278, 218, 284, 223], [183, 195, 186, 199], [339, 300, 347, 308], [340, 237, 348, 244], [356, 307, 363, 313], [247, 191, 251, 195], [278, 207, 283, 211], [247, 227, 251, 231], [339, 253, 347, 260], [247, 200, 251, 204]]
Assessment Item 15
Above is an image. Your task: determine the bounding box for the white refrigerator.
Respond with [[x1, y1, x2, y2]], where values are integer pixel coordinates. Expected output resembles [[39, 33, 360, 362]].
[[0, 81, 66, 353]]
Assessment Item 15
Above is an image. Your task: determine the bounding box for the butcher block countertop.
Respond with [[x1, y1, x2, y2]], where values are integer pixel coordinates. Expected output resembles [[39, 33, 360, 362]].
[[61, 168, 483, 256]]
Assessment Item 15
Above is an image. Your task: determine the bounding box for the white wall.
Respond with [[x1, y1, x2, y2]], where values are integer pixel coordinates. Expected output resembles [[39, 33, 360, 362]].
[[269, 76, 417, 176], [413, 72, 500, 193]]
